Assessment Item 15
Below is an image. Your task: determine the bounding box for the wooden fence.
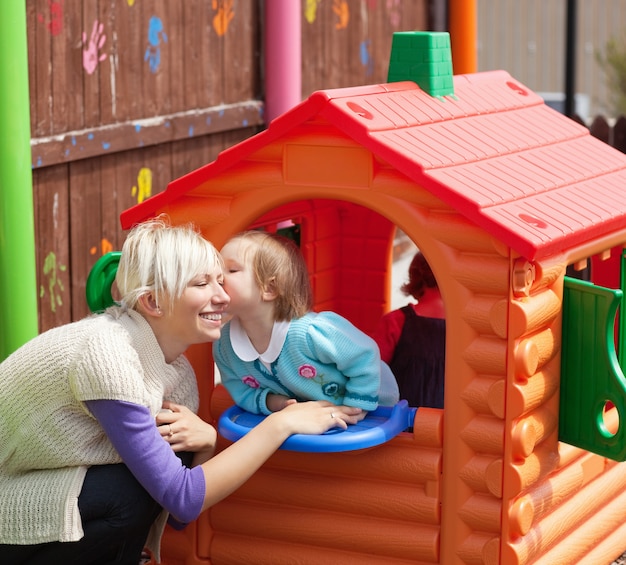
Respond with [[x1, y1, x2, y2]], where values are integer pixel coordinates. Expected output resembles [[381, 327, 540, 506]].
[[28, 0, 427, 334], [588, 115, 626, 154], [30, 2, 624, 337]]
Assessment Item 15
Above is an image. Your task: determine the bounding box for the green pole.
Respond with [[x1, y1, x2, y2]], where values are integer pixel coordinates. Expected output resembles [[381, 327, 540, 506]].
[[0, 1, 38, 360]]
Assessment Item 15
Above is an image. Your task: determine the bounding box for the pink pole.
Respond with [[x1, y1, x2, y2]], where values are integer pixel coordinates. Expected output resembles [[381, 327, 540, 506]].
[[264, 0, 302, 123]]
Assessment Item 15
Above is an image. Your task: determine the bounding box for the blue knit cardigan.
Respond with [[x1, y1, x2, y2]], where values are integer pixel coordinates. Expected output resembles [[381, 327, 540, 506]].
[[214, 312, 382, 415]]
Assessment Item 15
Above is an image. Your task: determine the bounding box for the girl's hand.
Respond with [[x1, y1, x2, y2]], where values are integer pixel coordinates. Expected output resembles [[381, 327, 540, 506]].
[[266, 393, 297, 412], [268, 400, 363, 435], [157, 401, 217, 459]]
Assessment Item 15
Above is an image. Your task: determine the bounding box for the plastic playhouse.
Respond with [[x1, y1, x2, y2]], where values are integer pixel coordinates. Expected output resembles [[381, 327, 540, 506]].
[[97, 31, 626, 565]]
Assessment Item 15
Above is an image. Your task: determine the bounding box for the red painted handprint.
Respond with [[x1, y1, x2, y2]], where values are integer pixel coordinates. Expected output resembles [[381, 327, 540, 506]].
[[37, 0, 64, 36]]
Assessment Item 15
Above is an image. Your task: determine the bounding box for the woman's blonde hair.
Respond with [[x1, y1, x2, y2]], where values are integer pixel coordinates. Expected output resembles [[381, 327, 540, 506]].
[[232, 230, 313, 321], [116, 216, 222, 312]]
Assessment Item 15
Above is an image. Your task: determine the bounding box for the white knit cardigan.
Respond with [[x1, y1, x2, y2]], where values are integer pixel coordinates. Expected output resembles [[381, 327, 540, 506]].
[[0, 307, 198, 559]]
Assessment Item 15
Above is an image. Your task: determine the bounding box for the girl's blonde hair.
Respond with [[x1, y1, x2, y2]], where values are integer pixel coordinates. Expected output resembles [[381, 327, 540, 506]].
[[116, 216, 222, 312], [232, 230, 313, 321]]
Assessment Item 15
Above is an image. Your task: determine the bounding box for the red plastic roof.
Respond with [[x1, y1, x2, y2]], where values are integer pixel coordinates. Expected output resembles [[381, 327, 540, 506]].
[[121, 71, 626, 261]]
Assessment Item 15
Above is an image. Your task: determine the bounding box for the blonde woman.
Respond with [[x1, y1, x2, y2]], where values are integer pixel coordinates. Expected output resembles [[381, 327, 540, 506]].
[[0, 218, 361, 564]]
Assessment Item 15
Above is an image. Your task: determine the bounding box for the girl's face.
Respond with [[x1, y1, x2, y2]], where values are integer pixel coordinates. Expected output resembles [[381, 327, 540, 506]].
[[220, 239, 263, 316], [159, 267, 230, 351]]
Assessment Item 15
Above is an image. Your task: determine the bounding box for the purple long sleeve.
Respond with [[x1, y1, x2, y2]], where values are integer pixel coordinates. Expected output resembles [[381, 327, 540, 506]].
[[85, 399, 206, 524]]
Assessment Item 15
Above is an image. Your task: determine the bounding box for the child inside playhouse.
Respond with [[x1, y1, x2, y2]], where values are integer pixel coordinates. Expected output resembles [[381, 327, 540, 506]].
[[213, 230, 399, 416], [373, 250, 445, 409]]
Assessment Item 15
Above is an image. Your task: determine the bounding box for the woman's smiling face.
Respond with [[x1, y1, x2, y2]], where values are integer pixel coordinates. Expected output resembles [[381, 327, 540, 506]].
[[159, 268, 230, 351]]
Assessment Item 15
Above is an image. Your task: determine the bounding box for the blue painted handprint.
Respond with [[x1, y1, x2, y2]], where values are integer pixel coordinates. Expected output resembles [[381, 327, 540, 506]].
[[144, 16, 167, 73]]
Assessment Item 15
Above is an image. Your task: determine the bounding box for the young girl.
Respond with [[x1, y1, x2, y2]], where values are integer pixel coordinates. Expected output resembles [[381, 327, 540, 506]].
[[214, 230, 399, 416], [373, 250, 446, 408], [0, 218, 361, 565]]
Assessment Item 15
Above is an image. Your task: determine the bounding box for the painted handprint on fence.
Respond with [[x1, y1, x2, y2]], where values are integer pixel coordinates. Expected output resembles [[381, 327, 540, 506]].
[[37, 0, 64, 36], [333, 0, 349, 30], [386, 0, 401, 28], [360, 39, 374, 76], [145, 16, 167, 73], [82, 20, 107, 74], [212, 0, 235, 36], [90, 238, 113, 256], [40, 251, 66, 313], [304, 0, 321, 24], [131, 167, 153, 204]]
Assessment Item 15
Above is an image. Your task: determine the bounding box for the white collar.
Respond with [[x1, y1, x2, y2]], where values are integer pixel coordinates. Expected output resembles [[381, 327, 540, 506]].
[[230, 317, 291, 364]]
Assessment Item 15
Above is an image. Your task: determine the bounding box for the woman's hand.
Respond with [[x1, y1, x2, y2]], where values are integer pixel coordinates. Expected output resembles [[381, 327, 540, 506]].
[[156, 401, 217, 463], [267, 400, 364, 435], [196, 400, 365, 511]]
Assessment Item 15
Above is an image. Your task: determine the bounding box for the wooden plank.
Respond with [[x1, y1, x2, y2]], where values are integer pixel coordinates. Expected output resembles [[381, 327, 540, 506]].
[[137, 141, 178, 208], [207, 0, 227, 106], [166, 0, 185, 114], [183, 0, 215, 109], [142, 0, 170, 116], [99, 152, 122, 253], [26, 0, 39, 136], [590, 115, 611, 144], [112, 0, 145, 121], [30, 100, 264, 168], [301, 0, 328, 98], [613, 116, 626, 154], [81, 1, 104, 128], [33, 165, 72, 330], [221, 0, 259, 103], [97, 0, 117, 125], [108, 150, 142, 238], [29, 0, 53, 137], [342, 0, 368, 87], [180, 0, 200, 110], [69, 157, 104, 321], [322, 0, 352, 90], [60, 1, 86, 131]]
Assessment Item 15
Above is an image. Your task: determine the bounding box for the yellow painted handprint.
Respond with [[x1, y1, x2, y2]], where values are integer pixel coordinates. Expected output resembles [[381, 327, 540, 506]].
[[305, 0, 321, 24], [131, 167, 152, 204]]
